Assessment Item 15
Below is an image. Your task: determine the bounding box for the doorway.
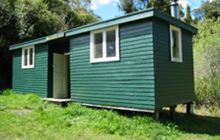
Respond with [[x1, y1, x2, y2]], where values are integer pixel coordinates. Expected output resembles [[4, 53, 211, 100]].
[[53, 53, 70, 99]]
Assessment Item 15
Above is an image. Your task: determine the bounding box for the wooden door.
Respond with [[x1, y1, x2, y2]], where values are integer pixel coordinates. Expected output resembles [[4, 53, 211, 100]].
[[53, 53, 68, 99]]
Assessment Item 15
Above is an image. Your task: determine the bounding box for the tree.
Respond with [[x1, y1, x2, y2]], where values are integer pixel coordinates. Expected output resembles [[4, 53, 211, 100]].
[[194, 18, 220, 106], [118, 0, 185, 16], [15, 0, 66, 40], [1, 0, 100, 42], [194, 0, 220, 19], [67, 0, 99, 28], [0, 0, 99, 89], [117, 0, 186, 20], [68, 0, 91, 11], [43, 0, 98, 29], [184, 4, 192, 24], [117, 0, 140, 13], [0, 0, 18, 89], [0, 0, 19, 47], [146, 0, 170, 14]]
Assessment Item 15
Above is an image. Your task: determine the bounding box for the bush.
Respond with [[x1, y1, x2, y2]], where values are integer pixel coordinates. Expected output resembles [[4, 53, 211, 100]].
[[194, 18, 220, 107], [195, 78, 220, 107], [1, 89, 15, 96]]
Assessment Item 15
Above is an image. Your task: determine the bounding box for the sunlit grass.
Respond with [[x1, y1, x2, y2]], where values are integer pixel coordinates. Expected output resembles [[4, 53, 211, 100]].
[[0, 91, 220, 140]]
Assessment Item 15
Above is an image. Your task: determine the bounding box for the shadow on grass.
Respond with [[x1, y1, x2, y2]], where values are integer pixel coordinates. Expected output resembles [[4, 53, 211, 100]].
[[94, 107, 220, 136], [78, 105, 220, 136], [159, 111, 220, 136]]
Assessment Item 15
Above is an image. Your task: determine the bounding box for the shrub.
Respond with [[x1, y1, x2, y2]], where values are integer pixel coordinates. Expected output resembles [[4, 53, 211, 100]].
[[194, 18, 220, 107], [195, 78, 220, 107], [1, 89, 16, 96]]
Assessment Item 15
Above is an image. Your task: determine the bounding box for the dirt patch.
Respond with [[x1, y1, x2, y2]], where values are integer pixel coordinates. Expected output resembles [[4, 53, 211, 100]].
[[7, 108, 32, 115], [0, 135, 10, 140]]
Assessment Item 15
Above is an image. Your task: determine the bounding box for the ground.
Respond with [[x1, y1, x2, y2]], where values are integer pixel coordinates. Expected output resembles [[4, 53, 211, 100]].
[[0, 92, 220, 140]]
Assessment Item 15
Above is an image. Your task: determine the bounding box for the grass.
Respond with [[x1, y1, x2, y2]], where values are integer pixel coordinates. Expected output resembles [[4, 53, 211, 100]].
[[0, 91, 220, 140]]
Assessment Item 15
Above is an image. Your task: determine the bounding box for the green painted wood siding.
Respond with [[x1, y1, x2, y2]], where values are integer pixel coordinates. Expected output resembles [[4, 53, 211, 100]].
[[153, 19, 195, 109], [70, 19, 155, 110], [12, 44, 49, 97]]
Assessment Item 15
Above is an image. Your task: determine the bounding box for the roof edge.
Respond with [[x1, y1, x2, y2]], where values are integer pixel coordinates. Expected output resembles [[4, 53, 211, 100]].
[[153, 9, 198, 34], [9, 8, 197, 51], [65, 8, 154, 37], [9, 37, 47, 51], [9, 32, 65, 51]]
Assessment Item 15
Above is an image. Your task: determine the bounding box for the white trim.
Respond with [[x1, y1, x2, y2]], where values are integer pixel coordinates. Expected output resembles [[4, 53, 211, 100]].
[[103, 31, 107, 58], [64, 52, 70, 55], [170, 25, 183, 63], [90, 26, 120, 63], [43, 98, 72, 103], [21, 46, 35, 69]]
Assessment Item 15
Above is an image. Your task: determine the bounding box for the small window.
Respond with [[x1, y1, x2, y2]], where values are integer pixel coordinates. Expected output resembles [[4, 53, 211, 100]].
[[90, 26, 119, 63], [22, 46, 35, 69], [170, 25, 182, 63]]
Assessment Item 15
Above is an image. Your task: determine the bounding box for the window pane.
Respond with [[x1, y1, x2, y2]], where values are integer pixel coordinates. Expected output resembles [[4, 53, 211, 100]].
[[106, 30, 116, 57], [172, 30, 180, 58], [94, 33, 103, 58], [29, 48, 33, 65], [24, 49, 28, 66]]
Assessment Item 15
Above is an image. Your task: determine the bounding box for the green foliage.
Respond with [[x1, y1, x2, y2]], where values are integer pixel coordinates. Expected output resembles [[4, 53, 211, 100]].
[[117, 0, 140, 13], [72, 9, 99, 27], [0, 0, 12, 29], [0, 0, 19, 47], [1, 93, 220, 140], [194, 18, 220, 79], [195, 78, 220, 107], [15, 0, 66, 39], [146, 0, 170, 14], [14, 0, 99, 40], [194, 18, 220, 107], [194, 18, 220, 42], [1, 89, 16, 95], [68, 0, 92, 11], [194, 0, 220, 19], [118, 0, 171, 14], [43, 0, 98, 29], [0, 0, 98, 90], [0, 0, 98, 44], [0, 91, 43, 110], [194, 35, 220, 79], [117, 0, 187, 20]]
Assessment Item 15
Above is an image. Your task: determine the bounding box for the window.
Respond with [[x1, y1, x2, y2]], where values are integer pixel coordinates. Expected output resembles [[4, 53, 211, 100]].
[[22, 46, 35, 69], [170, 25, 182, 63], [90, 26, 119, 63]]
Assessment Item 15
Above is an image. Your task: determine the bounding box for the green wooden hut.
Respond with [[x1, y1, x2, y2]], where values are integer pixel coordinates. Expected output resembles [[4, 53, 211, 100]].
[[9, 8, 197, 117]]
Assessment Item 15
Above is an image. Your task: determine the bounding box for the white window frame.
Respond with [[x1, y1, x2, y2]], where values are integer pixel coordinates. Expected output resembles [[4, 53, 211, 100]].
[[170, 25, 183, 63], [22, 46, 35, 69], [90, 26, 120, 63]]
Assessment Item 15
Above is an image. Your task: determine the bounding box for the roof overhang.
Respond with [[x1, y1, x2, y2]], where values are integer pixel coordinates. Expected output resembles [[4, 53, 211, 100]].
[[9, 8, 197, 51], [65, 9, 154, 37], [153, 10, 197, 34], [9, 32, 64, 51], [65, 9, 197, 37]]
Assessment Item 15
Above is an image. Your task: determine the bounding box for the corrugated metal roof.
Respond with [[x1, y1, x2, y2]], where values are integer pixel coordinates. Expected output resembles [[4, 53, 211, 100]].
[[9, 8, 197, 51]]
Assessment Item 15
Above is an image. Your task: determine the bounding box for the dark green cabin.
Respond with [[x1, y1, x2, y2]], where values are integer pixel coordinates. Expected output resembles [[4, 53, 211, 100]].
[[9, 8, 197, 114]]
